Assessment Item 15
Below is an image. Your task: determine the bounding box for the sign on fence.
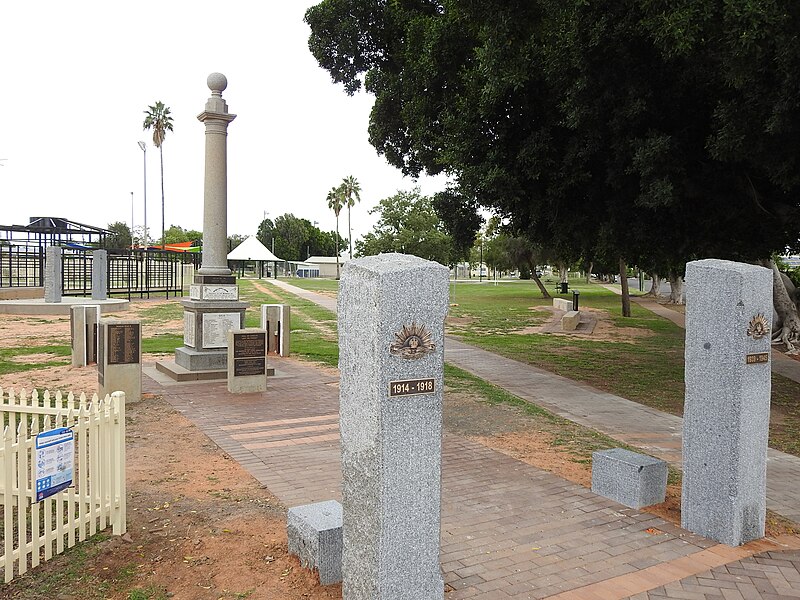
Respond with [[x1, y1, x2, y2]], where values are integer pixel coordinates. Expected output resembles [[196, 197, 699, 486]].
[[34, 427, 75, 501]]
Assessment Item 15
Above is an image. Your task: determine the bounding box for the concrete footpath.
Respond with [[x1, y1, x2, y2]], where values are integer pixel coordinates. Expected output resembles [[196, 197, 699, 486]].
[[139, 279, 800, 599]]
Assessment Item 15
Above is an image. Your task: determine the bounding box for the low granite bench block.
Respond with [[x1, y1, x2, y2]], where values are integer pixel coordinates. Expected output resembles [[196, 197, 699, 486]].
[[592, 448, 667, 509], [287, 500, 342, 585], [561, 310, 580, 331], [553, 298, 573, 312]]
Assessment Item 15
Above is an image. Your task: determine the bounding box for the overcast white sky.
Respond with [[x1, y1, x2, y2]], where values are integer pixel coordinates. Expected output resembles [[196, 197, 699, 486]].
[[0, 1, 448, 245]]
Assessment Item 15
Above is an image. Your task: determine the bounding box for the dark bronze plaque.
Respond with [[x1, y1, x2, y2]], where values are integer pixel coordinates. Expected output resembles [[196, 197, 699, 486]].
[[107, 324, 140, 365], [389, 378, 436, 397], [234, 332, 266, 359], [234, 357, 266, 377], [194, 275, 236, 285], [745, 352, 769, 365]]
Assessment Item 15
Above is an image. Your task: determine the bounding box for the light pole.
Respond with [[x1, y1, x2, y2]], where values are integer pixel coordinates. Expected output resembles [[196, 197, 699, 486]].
[[137, 141, 147, 248], [130, 191, 134, 247]]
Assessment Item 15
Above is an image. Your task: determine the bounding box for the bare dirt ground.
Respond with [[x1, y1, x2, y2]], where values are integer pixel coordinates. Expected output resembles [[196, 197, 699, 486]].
[[2, 308, 796, 598]]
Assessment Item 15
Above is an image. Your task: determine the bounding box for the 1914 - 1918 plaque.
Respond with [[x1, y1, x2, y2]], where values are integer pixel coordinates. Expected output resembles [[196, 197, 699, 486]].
[[107, 323, 140, 365]]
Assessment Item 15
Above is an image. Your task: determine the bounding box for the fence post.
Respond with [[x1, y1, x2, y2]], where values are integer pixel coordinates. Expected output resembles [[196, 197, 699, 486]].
[[111, 391, 127, 535], [3, 425, 13, 582]]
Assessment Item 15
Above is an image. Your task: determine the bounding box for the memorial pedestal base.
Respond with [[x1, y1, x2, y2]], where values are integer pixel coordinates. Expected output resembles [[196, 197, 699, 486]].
[[156, 291, 249, 382]]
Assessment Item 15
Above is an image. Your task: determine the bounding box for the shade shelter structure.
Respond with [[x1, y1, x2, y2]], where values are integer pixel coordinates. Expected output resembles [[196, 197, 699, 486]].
[[227, 236, 283, 278]]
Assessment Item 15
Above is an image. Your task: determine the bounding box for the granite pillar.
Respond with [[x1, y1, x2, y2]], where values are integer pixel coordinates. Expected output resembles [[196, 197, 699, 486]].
[[682, 259, 772, 546], [91, 249, 108, 300], [44, 246, 62, 303], [338, 253, 449, 600], [163, 73, 247, 377]]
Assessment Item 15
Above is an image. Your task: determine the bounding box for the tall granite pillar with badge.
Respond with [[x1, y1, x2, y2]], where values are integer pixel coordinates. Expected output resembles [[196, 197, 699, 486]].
[[171, 73, 247, 376], [338, 253, 449, 600], [682, 259, 772, 546]]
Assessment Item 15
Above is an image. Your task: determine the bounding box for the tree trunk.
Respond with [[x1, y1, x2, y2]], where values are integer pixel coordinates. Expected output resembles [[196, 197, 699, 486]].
[[619, 258, 631, 317], [585, 261, 593, 284], [558, 263, 568, 283], [644, 273, 662, 298], [528, 258, 551, 299], [347, 205, 353, 259], [159, 146, 166, 250], [764, 259, 800, 352], [668, 274, 685, 304]]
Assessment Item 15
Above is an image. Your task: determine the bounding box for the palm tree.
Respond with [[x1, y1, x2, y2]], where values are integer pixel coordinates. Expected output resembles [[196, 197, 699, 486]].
[[327, 185, 345, 278], [143, 101, 174, 251], [340, 175, 361, 259]]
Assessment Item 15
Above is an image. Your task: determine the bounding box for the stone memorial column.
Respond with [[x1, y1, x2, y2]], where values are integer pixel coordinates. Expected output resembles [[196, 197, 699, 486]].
[[682, 259, 772, 546], [338, 253, 449, 599], [44, 246, 62, 303], [92, 249, 108, 300], [171, 73, 247, 375]]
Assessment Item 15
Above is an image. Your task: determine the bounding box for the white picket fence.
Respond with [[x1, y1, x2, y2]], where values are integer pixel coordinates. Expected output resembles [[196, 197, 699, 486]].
[[0, 388, 126, 583]]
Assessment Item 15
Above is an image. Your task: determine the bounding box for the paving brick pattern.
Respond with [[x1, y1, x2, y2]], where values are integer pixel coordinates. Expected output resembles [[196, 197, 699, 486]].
[[144, 357, 800, 599], [270, 278, 800, 526], [630, 550, 800, 599], [142, 279, 800, 598]]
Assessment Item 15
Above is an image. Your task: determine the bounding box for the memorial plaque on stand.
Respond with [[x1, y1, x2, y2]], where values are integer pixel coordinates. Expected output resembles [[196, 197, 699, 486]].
[[227, 329, 268, 393], [108, 323, 141, 365], [98, 319, 141, 402]]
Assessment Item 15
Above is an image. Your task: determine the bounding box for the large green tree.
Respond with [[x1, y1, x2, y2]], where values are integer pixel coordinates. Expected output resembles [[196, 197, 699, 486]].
[[355, 189, 454, 265], [257, 214, 342, 261], [164, 225, 202, 245], [106, 222, 132, 250], [143, 101, 174, 251], [306, 0, 800, 316]]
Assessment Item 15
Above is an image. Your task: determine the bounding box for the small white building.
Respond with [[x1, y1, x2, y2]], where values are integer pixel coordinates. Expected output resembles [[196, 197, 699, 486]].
[[306, 256, 348, 278]]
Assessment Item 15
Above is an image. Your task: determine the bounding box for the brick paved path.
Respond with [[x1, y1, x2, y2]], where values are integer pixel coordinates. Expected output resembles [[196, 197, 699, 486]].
[[144, 358, 800, 599], [270, 279, 800, 526]]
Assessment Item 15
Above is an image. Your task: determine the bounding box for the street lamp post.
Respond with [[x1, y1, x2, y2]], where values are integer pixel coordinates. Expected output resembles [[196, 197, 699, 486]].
[[137, 141, 147, 248]]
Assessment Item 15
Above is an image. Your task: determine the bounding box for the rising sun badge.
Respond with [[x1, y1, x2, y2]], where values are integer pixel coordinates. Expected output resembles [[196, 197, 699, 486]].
[[746, 313, 770, 340], [389, 323, 436, 359]]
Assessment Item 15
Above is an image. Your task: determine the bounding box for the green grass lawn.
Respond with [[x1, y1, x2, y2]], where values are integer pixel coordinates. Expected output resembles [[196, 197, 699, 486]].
[[238, 279, 339, 368], [274, 276, 800, 457]]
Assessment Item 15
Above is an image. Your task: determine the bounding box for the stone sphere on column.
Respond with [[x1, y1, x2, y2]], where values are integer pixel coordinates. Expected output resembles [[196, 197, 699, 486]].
[[207, 72, 228, 93]]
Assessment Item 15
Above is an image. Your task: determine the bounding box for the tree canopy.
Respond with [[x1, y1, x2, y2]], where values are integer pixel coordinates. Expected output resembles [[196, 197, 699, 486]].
[[356, 189, 454, 265], [306, 0, 800, 279], [257, 213, 342, 261]]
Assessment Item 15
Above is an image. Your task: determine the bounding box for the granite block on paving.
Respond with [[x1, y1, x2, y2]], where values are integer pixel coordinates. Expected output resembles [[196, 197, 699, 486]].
[[338, 253, 449, 600], [591, 448, 667, 509], [287, 500, 343, 585], [682, 259, 772, 546], [44, 246, 62, 303]]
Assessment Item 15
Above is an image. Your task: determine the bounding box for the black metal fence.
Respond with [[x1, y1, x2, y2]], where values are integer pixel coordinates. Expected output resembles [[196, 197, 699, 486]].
[[0, 245, 200, 299], [0, 244, 44, 287]]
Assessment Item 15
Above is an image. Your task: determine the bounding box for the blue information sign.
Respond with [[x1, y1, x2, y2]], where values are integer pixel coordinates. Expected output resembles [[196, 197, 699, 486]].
[[34, 427, 74, 502]]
